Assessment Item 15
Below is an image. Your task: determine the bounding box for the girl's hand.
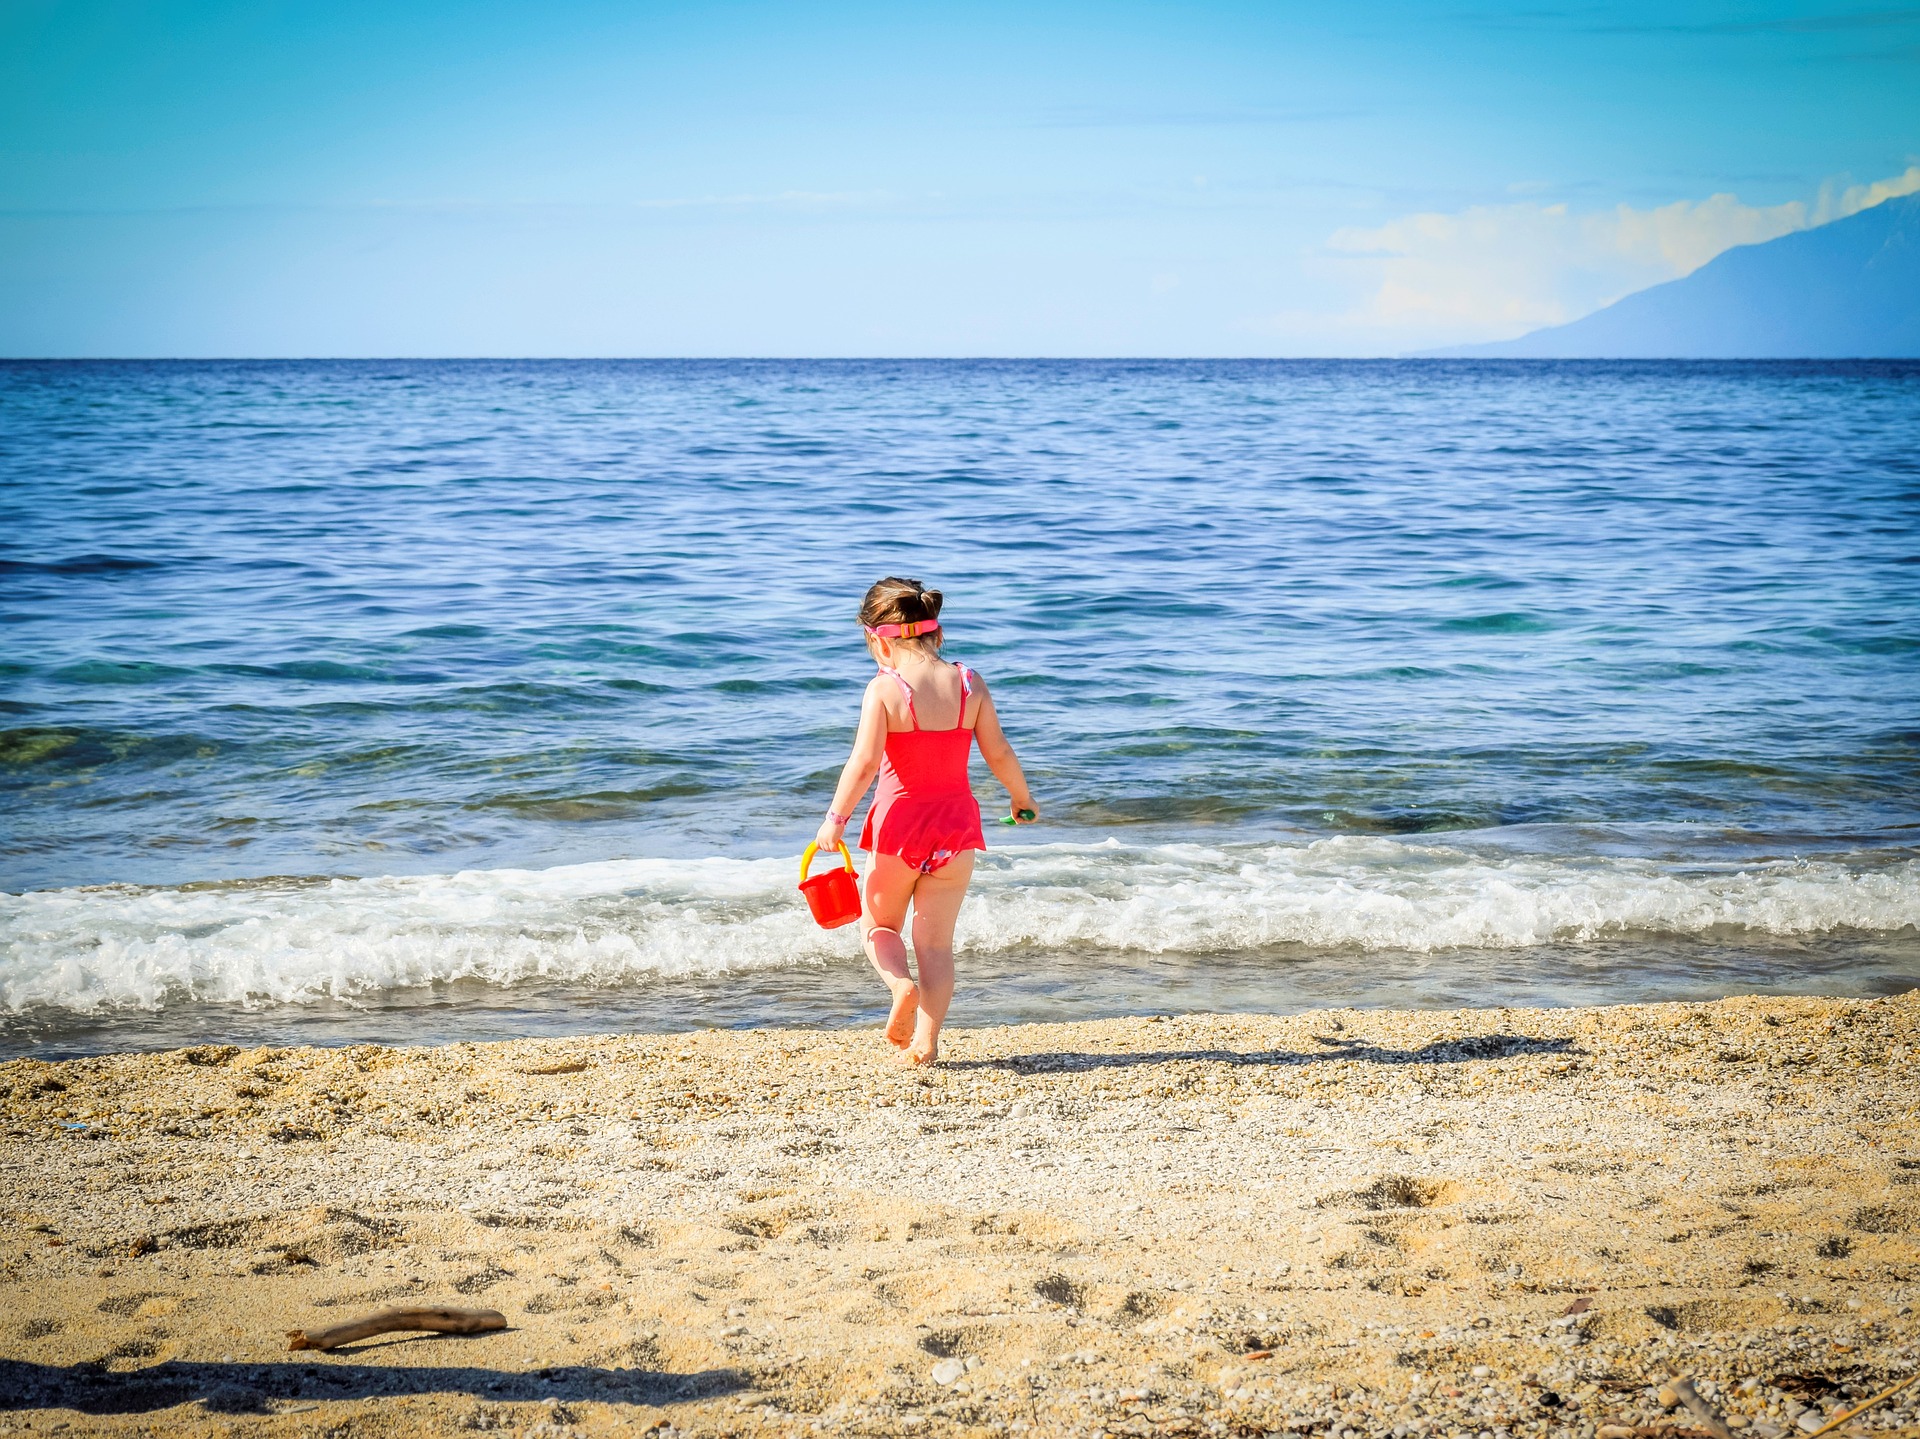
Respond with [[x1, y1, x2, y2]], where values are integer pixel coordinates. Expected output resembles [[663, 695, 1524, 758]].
[[814, 817, 848, 852], [1008, 799, 1039, 824]]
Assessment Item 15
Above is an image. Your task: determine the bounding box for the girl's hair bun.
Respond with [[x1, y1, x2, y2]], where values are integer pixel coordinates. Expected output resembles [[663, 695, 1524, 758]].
[[859, 576, 946, 646]]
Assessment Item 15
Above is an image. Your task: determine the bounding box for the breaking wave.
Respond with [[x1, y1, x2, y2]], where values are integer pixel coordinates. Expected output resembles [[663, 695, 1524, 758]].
[[3, 836, 1916, 1015]]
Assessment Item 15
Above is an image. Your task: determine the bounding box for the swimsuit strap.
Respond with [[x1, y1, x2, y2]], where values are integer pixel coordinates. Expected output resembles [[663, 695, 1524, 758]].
[[878, 666, 918, 730], [880, 661, 975, 731]]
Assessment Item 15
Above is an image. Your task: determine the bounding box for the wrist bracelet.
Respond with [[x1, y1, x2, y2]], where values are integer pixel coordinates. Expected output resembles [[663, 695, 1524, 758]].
[[826, 809, 850, 826]]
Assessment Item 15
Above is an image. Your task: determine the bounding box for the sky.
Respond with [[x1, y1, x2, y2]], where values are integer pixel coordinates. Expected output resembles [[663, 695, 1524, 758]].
[[1, 0, 1916, 357]]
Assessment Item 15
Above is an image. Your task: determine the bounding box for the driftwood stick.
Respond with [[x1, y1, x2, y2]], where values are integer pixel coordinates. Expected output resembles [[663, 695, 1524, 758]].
[[287, 1306, 506, 1352], [1804, 1370, 1919, 1439], [1668, 1376, 1735, 1439]]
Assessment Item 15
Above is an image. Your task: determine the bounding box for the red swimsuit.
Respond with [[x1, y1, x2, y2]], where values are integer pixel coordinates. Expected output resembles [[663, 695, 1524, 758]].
[[858, 662, 987, 874]]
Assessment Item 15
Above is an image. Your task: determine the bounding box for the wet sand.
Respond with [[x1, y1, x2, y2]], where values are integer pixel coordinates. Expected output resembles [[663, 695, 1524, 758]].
[[1, 992, 1916, 1438]]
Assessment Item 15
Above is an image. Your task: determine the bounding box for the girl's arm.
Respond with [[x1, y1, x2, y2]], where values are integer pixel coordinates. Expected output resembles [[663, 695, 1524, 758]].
[[814, 679, 892, 852], [971, 681, 1038, 823]]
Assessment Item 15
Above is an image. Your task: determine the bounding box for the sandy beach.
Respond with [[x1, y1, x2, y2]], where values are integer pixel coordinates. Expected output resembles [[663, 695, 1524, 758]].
[[2, 992, 1916, 1438]]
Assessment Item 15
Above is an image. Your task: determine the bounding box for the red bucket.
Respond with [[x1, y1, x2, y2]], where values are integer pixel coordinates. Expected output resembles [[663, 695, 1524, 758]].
[[798, 841, 862, 929]]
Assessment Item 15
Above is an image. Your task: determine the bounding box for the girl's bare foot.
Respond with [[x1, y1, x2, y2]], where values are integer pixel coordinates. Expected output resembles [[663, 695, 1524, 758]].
[[896, 1043, 938, 1066], [885, 982, 919, 1048]]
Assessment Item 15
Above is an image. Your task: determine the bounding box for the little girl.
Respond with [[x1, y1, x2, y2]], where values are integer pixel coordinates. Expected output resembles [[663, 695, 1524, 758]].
[[814, 577, 1038, 1065]]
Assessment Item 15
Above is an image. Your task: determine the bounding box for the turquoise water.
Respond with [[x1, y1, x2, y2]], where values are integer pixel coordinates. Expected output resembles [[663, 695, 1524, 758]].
[[2, 360, 1916, 1055]]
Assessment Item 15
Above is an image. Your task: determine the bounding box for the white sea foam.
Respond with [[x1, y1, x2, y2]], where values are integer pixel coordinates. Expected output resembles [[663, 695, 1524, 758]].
[[3, 837, 1916, 1014]]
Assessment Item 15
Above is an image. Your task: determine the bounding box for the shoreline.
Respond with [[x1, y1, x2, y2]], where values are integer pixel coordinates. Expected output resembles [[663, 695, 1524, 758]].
[[1, 992, 1916, 1437]]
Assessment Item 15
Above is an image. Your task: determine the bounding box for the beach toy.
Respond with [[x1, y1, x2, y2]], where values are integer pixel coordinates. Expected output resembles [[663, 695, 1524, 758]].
[[998, 808, 1038, 826], [797, 841, 862, 929]]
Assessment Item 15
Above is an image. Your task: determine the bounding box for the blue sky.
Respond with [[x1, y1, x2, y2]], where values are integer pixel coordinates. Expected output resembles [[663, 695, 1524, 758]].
[[2, 1, 1916, 356]]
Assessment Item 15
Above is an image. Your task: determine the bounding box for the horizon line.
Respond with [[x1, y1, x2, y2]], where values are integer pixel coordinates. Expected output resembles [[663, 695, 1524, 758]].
[[5, 354, 1918, 364]]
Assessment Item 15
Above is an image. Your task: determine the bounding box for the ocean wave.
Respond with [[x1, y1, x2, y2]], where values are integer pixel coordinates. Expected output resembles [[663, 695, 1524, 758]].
[[962, 838, 1920, 955], [3, 837, 1916, 1015], [0, 553, 167, 576]]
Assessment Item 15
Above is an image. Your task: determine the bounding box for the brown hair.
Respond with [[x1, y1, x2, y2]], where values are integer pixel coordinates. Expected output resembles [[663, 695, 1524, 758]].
[[859, 576, 945, 650]]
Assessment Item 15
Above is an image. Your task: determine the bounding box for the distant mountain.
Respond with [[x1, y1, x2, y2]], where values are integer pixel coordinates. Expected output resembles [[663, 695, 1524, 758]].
[[1423, 191, 1920, 358]]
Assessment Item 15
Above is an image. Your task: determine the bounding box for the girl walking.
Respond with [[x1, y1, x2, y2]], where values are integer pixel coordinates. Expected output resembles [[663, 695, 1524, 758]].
[[815, 578, 1038, 1065]]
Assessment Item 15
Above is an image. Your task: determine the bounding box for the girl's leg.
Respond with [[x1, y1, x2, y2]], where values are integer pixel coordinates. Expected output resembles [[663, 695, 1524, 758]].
[[901, 850, 975, 1065], [862, 854, 922, 1048]]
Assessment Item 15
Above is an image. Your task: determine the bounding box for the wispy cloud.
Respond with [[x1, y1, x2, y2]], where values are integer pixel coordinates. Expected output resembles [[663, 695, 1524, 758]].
[[1590, 6, 1920, 34], [1322, 164, 1920, 344], [1589, 6, 1920, 32], [1454, 5, 1920, 35]]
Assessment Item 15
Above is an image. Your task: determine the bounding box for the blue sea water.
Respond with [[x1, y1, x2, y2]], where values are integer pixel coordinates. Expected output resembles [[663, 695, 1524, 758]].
[[2, 359, 1917, 1057]]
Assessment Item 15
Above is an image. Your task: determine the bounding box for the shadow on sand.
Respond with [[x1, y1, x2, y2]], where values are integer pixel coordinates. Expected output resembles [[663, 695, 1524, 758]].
[[0, 1347, 750, 1416], [947, 1032, 1581, 1073]]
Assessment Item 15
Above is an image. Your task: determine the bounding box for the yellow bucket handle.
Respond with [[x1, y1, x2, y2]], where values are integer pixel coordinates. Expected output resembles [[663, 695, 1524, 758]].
[[798, 840, 855, 883]]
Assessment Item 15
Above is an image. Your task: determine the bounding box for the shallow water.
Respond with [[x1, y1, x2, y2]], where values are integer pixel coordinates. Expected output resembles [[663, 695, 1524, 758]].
[[3, 360, 1917, 1056]]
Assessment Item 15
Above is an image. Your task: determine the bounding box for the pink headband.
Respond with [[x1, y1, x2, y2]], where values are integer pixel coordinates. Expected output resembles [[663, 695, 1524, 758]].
[[864, 619, 941, 640]]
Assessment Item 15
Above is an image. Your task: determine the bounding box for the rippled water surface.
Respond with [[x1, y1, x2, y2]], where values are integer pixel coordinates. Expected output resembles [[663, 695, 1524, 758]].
[[3, 360, 1917, 1055]]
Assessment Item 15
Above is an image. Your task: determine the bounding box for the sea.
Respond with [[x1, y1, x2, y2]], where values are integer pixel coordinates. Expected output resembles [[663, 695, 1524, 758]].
[[2, 359, 1917, 1059]]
